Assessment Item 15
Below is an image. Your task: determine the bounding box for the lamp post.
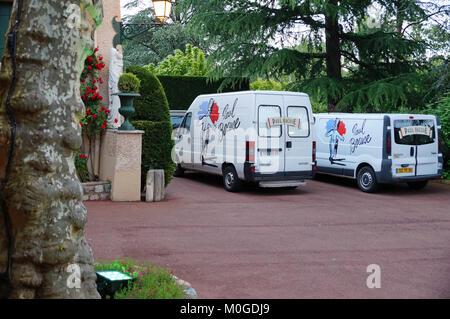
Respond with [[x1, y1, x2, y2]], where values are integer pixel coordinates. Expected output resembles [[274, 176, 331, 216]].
[[113, 0, 174, 48]]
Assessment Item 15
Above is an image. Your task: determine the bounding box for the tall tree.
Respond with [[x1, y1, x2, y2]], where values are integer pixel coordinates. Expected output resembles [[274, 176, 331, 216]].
[[0, 0, 102, 298], [180, 0, 449, 112]]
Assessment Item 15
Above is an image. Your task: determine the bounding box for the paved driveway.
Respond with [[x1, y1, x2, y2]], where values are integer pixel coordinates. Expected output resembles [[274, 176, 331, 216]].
[[85, 173, 450, 298]]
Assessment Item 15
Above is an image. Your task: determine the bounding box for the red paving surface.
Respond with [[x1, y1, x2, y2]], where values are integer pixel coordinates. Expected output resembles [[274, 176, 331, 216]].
[[85, 173, 450, 298]]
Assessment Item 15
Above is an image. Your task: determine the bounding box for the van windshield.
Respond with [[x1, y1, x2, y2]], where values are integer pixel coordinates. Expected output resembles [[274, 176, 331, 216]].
[[394, 119, 435, 145]]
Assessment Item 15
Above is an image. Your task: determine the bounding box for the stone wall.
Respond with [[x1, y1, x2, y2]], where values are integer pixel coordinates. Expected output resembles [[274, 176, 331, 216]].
[[82, 181, 111, 201]]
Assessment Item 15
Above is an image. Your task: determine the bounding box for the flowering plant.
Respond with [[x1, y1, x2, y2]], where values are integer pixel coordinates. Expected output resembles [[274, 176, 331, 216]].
[[76, 48, 119, 182], [79, 48, 115, 136], [75, 152, 89, 182]]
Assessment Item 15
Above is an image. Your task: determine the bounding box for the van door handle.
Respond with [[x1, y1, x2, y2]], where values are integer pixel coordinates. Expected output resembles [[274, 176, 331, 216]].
[[410, 147, 414, 157], [286, 141, 292, 148]]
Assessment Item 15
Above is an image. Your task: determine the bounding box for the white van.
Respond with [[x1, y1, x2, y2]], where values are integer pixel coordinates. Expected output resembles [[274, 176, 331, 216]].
[[314, 113, 443, 192], [173, 91, 315, 192]]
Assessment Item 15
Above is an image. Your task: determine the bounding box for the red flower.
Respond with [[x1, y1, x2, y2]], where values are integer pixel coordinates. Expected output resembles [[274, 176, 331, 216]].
[[94, 47, 99, 52], [114, 118, 118, 123], [79, 154, 83, 159], [101, 124, 106, 130], [99, 56, 103, 61], [93, 80, 96, 84], [93, 115, 97, 119], [81, 79, 85, 83], [87, 56, 93, 63], [106, 109, 110, 114], [94, 86, 98, 91], [80, 122, 84, 127], [84, 155, 88, 160], [88, 66, 92, 70]]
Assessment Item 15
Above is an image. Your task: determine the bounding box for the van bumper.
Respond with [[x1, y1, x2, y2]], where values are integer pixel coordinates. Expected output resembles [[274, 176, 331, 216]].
[[376, 159, 442, 183], [379, 174, 442, 183], [244, 163, 315, 182]]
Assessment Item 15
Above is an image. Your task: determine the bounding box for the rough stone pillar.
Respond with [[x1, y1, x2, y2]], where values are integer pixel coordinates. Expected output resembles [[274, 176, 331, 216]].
[[0, 0, 103, 298], [99, 129, 144, 201]]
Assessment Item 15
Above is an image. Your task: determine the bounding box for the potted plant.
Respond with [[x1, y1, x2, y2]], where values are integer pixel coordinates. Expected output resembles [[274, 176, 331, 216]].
[[114, 73, 141, 130]]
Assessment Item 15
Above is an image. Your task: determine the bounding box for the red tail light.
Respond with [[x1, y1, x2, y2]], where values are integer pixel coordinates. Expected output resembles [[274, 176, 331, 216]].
[[312, 141, 316, 162], [246, 141, 255, 163], [386, 131, 391, 156]]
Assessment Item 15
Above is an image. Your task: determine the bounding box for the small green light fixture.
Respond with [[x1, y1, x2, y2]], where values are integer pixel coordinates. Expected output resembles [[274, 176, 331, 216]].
[[153, 0, 173, 22], [96, 271, 134, 299]]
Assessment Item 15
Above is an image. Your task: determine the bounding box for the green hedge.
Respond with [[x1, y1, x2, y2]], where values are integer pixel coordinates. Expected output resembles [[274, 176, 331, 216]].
[[127, 65, 175, 188], [132, 120, 175, 188], [156, 76, 250, 110], [126, 65, 170, 122]]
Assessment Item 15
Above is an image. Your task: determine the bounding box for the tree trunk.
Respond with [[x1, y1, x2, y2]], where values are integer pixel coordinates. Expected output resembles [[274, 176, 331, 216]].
[[325, 1, 342, 112], [0, 0, 103, 298]]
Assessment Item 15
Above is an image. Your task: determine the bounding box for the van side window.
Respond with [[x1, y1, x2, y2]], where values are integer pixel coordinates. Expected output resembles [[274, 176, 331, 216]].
[[181, 113, 192, 131], [258, 105, 282, 137], [287, 106, 310, 137]]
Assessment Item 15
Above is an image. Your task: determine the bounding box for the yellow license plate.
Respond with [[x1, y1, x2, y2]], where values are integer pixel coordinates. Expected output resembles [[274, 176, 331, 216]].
[[396, 168, 413, 174]]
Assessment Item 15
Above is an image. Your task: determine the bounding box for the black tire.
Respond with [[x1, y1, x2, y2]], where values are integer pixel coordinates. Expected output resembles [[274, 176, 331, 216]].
[[407, 180, 428, 190], [356, 166, 378, 193], [223, 165, 243, 192], [173, 164, 185, 177]]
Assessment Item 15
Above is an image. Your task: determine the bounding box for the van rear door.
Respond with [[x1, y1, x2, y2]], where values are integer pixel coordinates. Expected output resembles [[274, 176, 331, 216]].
[[391, 115, 438, 177], [256, 95, 285, 175], [284, 100, 312, 174]]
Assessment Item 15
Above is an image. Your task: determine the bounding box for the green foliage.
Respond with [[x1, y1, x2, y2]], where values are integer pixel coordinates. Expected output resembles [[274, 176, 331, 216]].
[[426, 94, 450, 177], [147, 44, 208, 76], [127, 66, 170, 122], [131, 121, 175, 188], [180, 0, 449, 112], [157, 76, 250, 110], [125, 65, 174, 188], [95, 259, 185, 299], [118, 73, 141, 93], [121, 5, 202, 68], [250, 78, 283, 91]]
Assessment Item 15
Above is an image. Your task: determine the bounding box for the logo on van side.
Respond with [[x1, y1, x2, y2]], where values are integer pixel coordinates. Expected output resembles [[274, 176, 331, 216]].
[[198, 100, 220, 124], [326, 118, 347, 166], [198, 98, 241, 142]]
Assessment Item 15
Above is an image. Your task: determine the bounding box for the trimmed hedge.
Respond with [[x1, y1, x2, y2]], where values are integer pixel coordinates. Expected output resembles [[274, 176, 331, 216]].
[[127, 65, 175, 188], [132, 120, 175, 188], [156, 76, 250, 110], [126, 65, 170, 122]]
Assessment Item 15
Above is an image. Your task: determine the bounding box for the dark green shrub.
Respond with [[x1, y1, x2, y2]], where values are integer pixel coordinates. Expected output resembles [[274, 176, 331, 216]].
[[126, 66, 170, 122], [427, 94, 450, 178], [132, 120, 175, 188], [118, 72, 141, 93], [156, 76, 250, 110]]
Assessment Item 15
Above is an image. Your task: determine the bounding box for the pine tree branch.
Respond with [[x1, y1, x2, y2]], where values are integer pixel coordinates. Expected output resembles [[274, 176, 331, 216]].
[[401, 6, 449, 36]]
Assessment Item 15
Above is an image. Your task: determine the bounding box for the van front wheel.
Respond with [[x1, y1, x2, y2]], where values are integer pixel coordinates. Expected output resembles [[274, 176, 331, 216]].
[[356, 166, 378, 193], [174, 164, 185, 177], [223, 166, 243, 192]]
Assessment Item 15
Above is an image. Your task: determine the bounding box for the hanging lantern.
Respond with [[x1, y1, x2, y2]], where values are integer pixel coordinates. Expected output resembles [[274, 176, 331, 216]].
[[153, 0, 173, 22]]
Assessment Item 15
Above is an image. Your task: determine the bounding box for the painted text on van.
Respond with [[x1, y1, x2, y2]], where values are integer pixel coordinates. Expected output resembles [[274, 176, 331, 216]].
[[350, 120, 372, 154]]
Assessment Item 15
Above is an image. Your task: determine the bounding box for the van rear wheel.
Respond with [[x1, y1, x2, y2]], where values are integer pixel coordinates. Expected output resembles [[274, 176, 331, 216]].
[[356, 166, 378, 193], [407, 180, 428, 190], [223, 166, 243, 192]]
